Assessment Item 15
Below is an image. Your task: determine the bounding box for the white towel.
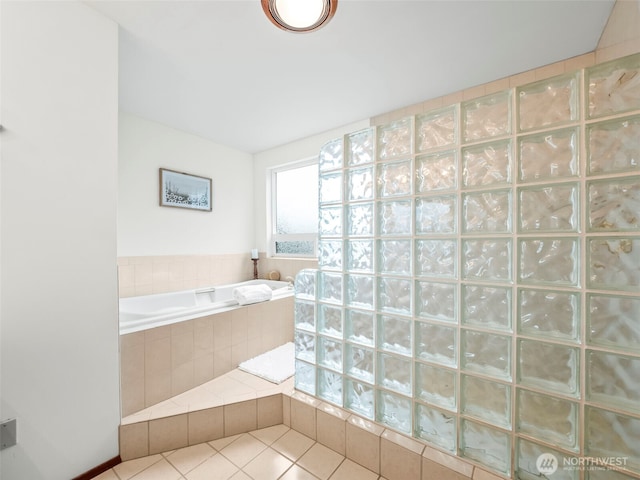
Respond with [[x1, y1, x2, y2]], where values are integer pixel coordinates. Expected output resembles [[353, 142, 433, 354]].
[[232, 284, 273, 306]]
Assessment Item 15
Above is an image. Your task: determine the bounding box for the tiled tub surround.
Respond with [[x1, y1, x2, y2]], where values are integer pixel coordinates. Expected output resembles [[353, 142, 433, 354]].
[[120, 295, 294, 417], [118, 254, 318, 298], [294, 53, 640, 479]]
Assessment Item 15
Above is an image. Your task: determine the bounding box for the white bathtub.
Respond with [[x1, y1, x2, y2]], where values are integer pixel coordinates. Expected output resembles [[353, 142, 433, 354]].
[[119, 279, 293, 334]]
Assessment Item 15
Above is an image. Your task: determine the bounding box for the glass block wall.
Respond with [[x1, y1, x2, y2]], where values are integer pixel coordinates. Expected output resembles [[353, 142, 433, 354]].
[[294, 52, 640, 479]]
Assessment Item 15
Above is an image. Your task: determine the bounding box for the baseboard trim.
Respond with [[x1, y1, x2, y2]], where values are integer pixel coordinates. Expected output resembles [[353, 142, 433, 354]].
[[71, 455, 121, 480]]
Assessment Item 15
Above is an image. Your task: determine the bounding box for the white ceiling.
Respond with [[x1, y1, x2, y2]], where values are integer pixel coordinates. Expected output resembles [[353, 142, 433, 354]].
[[88, 0, 615, 154]]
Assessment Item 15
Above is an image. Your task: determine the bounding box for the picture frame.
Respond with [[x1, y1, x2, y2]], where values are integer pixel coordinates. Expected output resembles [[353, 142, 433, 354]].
[[159, 168, 212, 211]]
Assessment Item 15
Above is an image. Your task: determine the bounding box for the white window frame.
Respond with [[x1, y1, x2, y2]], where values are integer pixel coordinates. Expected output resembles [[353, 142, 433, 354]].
[[268, 157, 319, 258]]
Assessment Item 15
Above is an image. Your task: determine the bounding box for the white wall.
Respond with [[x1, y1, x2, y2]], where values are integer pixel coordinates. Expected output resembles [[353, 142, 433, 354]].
[[0, 2, 120, 479], [119, 113, 254, 256], [252, 120, 369, 254]]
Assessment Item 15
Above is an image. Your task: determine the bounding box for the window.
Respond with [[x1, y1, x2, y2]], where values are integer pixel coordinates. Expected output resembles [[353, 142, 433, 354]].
[[270, 159, 318, 257]]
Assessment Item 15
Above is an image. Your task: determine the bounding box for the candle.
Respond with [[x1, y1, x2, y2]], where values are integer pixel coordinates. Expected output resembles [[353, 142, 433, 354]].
[[251, 249, 258, 259]]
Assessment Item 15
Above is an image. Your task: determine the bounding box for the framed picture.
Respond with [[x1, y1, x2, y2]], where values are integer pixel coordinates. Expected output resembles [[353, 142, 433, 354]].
[[159, 168, 212, 211]]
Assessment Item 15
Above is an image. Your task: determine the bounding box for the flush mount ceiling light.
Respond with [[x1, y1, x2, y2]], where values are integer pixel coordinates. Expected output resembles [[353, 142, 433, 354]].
[[261, 0, 338, 33]]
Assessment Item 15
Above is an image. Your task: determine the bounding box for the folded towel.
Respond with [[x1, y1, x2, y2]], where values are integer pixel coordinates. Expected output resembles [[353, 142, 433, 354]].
[[232, 284, 273, 306]]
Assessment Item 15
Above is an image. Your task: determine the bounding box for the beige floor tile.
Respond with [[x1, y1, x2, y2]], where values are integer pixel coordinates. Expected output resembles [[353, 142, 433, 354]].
[[242, 447, 293, 480], [209, 433, 242, 451], [165, 443, 217, 474], [280, 464, 320, 480], [185, 453, 240, 480], [113, 454, 163, 480], [129, 458, 182, 480], [271, 429, 315, 461], [90, 469, 119, 480], [249, 424, 290, 445], [297, 443, 344, 480], [219, 433, 267, 467], [229, 471, 252, 480], [329, 459, 379, 480]]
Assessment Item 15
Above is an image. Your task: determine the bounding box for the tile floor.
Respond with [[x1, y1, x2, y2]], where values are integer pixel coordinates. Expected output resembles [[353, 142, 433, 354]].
[[122, 368, 294, 425], [92, 424, 386, 480]]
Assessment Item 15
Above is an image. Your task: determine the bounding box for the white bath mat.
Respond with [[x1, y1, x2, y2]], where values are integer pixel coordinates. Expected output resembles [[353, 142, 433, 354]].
[[238, 342, 295, 384]]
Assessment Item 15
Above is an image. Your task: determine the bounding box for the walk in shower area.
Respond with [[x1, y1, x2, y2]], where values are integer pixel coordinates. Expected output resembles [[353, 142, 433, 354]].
[[293, 53, 640, 479]]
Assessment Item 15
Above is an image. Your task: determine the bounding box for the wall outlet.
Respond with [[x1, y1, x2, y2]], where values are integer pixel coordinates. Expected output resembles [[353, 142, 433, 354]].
[[1, 418, 17, 450]]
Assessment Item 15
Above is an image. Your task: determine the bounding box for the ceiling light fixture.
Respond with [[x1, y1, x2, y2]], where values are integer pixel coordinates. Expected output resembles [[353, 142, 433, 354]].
[[261, 0, 338, 33]]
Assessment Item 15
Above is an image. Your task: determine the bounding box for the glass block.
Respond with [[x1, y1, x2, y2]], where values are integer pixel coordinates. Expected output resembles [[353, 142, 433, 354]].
[[585, 406, 640, 474], [518, 183, 579, 233], [377, 352, 412, 395], [415, 150, 457, 193], [586, 350, 640, 414], [345, 344, 374, 384], [318, 303, 342, 338], [345, 274, 374, 310], [346, 128, 374, 166], [587, 115, 640, 175], [461, 375, 511, 429], [346, 203, 373, 236], [519, 238, 579, 287], [378, 314, 412, 356], [319, 171, 342, 204], [319, 138, 343, 171], [462, 140, 512, 188], [317, 336, 343, 372], [461, 330, 511, 381], [378, 277, 412, 315], [415, 281, 456, 322], [415, 321, 457, 367], [378, 159, 412, 197], [587, 53, 640, 119], [588, 177, 640, 232], [460, 418, 511, 474], [318, 240, 343, 270], [517, 339, 579, 397], [318, 368, 343, 405], [319, 272, 343, 304], [517, 438, 578, 480], [294, 269, 316, 300], [294, 300, 315, 332], [462, 189, 512, 233], [415, 403, 456, 452], [345, 309, 374, 346], [378, 200, 412, 236], [347, 166, 374, 201], [462, 284, 511, 332], [345, 378, 374, 419], [416, 106, 457, 151], [377, 390, 411, 434], [518, 127, 579, 182], [587, 294, 640, 353], [518, 72, 579, 131], [586, 470, 638, 480], [378, 117, 413, 161], [516, 389, 578, 451], [319, 206, 342, 237], [415, 239, 457, 278], [347, 240, 374, 272], [378, 239, 411, 276], [462, 91, 511, 142], [518, 289, 580, 342], [415, 195, 457, 234], [587, 237, 640, 291], [462, 238, 512, 283], [415, 363, 456, 411], [295, 331, 315, 363], [295, 360, 316, 395]]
